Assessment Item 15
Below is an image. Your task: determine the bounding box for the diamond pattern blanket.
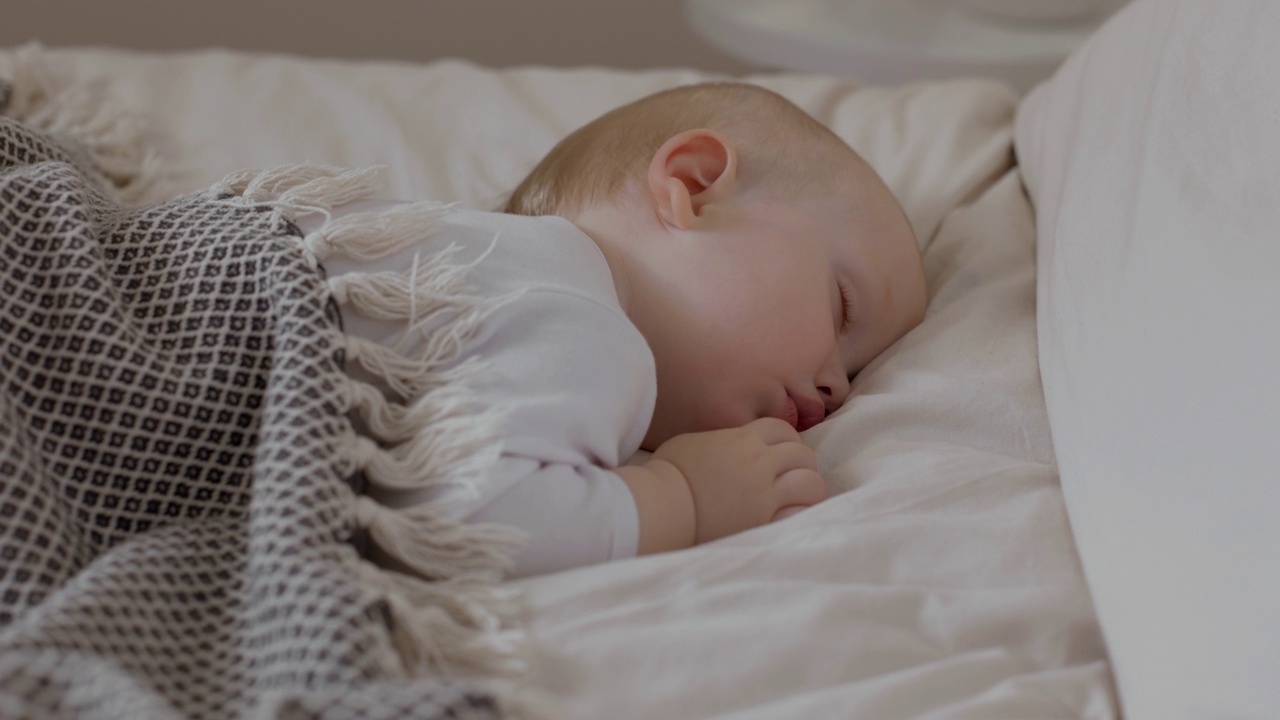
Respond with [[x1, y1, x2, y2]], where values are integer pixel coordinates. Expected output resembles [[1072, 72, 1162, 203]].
[[0, 50, 528, 720]]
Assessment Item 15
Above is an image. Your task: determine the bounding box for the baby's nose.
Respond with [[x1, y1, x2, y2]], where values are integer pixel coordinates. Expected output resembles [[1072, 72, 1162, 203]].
[[816, 353, 852, 415], [817, 383, 848, 416]]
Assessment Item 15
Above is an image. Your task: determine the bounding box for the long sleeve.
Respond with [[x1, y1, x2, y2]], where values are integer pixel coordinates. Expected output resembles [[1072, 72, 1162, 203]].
[[319, 207, 656, 577], [445, 286, 653, 577]]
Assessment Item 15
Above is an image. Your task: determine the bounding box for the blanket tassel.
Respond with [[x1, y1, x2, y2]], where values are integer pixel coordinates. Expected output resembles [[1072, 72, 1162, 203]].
[[347, 408, 507, 498]]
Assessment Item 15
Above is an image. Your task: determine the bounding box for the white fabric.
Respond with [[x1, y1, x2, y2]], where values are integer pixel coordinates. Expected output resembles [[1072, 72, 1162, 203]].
[[1015, 2, 1280, 718], [33, 46, 1114, 718], [315, 206, 651, 578]]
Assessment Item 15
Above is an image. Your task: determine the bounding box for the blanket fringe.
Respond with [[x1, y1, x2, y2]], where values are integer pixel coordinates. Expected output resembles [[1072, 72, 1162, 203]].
[[349, 402, 507, 498], [215, 164, 388, 224], [342, 302, 513, 399], [352, 503, 530, 684], [0, 43, 170, 204], [353, 562, 528, 677], [355, 498, 525, 583], [211, 163, 533, 700], [344, 365, 473, 441], [306, 199, 456, 261], [327, 242, 479, 321]]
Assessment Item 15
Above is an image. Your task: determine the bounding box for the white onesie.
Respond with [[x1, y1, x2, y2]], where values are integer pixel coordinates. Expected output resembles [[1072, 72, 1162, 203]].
[[314, 205, 654, 578]]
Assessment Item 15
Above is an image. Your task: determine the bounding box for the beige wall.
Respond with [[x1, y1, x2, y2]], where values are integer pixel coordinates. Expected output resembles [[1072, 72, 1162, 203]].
[[3, 0, 756, 73]]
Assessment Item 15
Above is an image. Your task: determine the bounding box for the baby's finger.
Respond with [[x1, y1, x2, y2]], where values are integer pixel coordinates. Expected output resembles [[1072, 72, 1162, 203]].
[[771, 505, 809, 522], [745, 416, 802, 444], [767, 440, 818, 475], [773, 467, 826, 509]]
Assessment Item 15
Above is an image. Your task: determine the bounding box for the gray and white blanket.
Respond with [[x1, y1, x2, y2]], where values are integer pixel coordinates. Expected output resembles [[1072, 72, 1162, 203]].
[[0, 51, 529, 720]]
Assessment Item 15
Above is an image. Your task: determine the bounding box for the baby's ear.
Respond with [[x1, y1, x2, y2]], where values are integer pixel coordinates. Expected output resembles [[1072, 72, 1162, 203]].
[[647, 129, 737, 230]]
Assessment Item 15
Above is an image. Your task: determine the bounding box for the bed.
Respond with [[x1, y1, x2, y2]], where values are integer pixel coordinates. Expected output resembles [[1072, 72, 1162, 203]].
[[1, 0, 1275, 718]]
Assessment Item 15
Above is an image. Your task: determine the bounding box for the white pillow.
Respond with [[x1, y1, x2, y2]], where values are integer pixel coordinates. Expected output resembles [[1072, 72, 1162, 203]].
[[1015, 1, 1280, 718]]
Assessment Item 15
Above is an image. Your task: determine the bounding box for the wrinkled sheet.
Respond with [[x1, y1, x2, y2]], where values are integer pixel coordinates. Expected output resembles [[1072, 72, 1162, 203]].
[[34, 46, 1115, 719]]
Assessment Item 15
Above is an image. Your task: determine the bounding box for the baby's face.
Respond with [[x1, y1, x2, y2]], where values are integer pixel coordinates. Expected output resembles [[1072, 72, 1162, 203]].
[[637, 172, 926, 449]]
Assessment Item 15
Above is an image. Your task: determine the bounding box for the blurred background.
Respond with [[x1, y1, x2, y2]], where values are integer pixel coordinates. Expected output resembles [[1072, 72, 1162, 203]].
[[3, 0, 1125, 93], [1, 0, 755, 73]]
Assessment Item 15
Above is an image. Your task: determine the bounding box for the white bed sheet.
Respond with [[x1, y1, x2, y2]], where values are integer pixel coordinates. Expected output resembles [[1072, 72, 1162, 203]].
[[30, 46, 1114, 719]]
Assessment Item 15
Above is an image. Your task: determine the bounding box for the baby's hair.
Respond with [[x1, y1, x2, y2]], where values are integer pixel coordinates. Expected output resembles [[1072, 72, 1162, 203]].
[[504, 81, 859, 218]]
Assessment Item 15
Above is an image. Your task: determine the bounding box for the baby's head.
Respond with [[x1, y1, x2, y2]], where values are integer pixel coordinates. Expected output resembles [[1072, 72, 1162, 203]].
[[507, 82, 927, 450]]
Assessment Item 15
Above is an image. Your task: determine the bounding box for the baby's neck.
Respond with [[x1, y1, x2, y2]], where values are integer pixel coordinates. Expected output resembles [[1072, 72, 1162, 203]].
[[565, 196, 660, 316], [564, 205, 639, 317]]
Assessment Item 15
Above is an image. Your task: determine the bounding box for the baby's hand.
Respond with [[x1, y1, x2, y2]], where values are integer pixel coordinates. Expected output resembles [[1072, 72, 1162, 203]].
[[652, 418, 826, 544]]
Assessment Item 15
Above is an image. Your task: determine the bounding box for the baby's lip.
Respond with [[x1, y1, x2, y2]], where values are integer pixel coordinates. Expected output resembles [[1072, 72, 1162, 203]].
[[786, 391, 826, 432]]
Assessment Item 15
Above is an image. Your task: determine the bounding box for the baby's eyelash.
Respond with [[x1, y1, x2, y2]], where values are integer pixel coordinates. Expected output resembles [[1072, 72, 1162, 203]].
[[838, 282, 853, 332]]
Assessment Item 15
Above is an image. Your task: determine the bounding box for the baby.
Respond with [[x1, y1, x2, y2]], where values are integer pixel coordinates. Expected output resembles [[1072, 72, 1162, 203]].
[[323, 81, 927, 577]]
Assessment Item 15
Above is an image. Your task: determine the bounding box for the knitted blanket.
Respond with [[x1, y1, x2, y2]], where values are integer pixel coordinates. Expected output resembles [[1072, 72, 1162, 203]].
[[0, 49, 529, 720]]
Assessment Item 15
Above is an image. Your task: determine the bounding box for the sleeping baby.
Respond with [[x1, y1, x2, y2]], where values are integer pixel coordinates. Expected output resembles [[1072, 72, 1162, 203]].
[[319, 82, 928, 577]]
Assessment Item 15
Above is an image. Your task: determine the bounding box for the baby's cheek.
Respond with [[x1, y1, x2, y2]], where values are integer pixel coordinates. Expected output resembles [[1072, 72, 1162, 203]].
[[700, 395, 760, 433]]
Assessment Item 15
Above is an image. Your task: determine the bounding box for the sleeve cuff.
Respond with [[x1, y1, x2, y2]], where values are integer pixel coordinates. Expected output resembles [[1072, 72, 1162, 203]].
[[607, 472, 640, 561]]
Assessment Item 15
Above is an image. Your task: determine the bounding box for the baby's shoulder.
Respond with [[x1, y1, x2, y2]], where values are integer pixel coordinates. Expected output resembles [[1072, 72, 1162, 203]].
[[444, 210, 616, 305], [447, 209, 582, 253]]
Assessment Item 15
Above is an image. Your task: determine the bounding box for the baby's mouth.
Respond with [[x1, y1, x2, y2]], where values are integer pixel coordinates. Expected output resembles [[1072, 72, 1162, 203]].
[[786, 391, 826, 432], [782, 393, 801, 430]]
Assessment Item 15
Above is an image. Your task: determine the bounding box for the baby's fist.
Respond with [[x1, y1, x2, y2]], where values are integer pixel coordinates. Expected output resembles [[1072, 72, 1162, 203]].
[[653, 418, 826, 544]]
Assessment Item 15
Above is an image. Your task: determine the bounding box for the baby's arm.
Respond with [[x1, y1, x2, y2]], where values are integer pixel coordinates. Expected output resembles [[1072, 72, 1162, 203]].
[[615, 418, 827, 555]]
